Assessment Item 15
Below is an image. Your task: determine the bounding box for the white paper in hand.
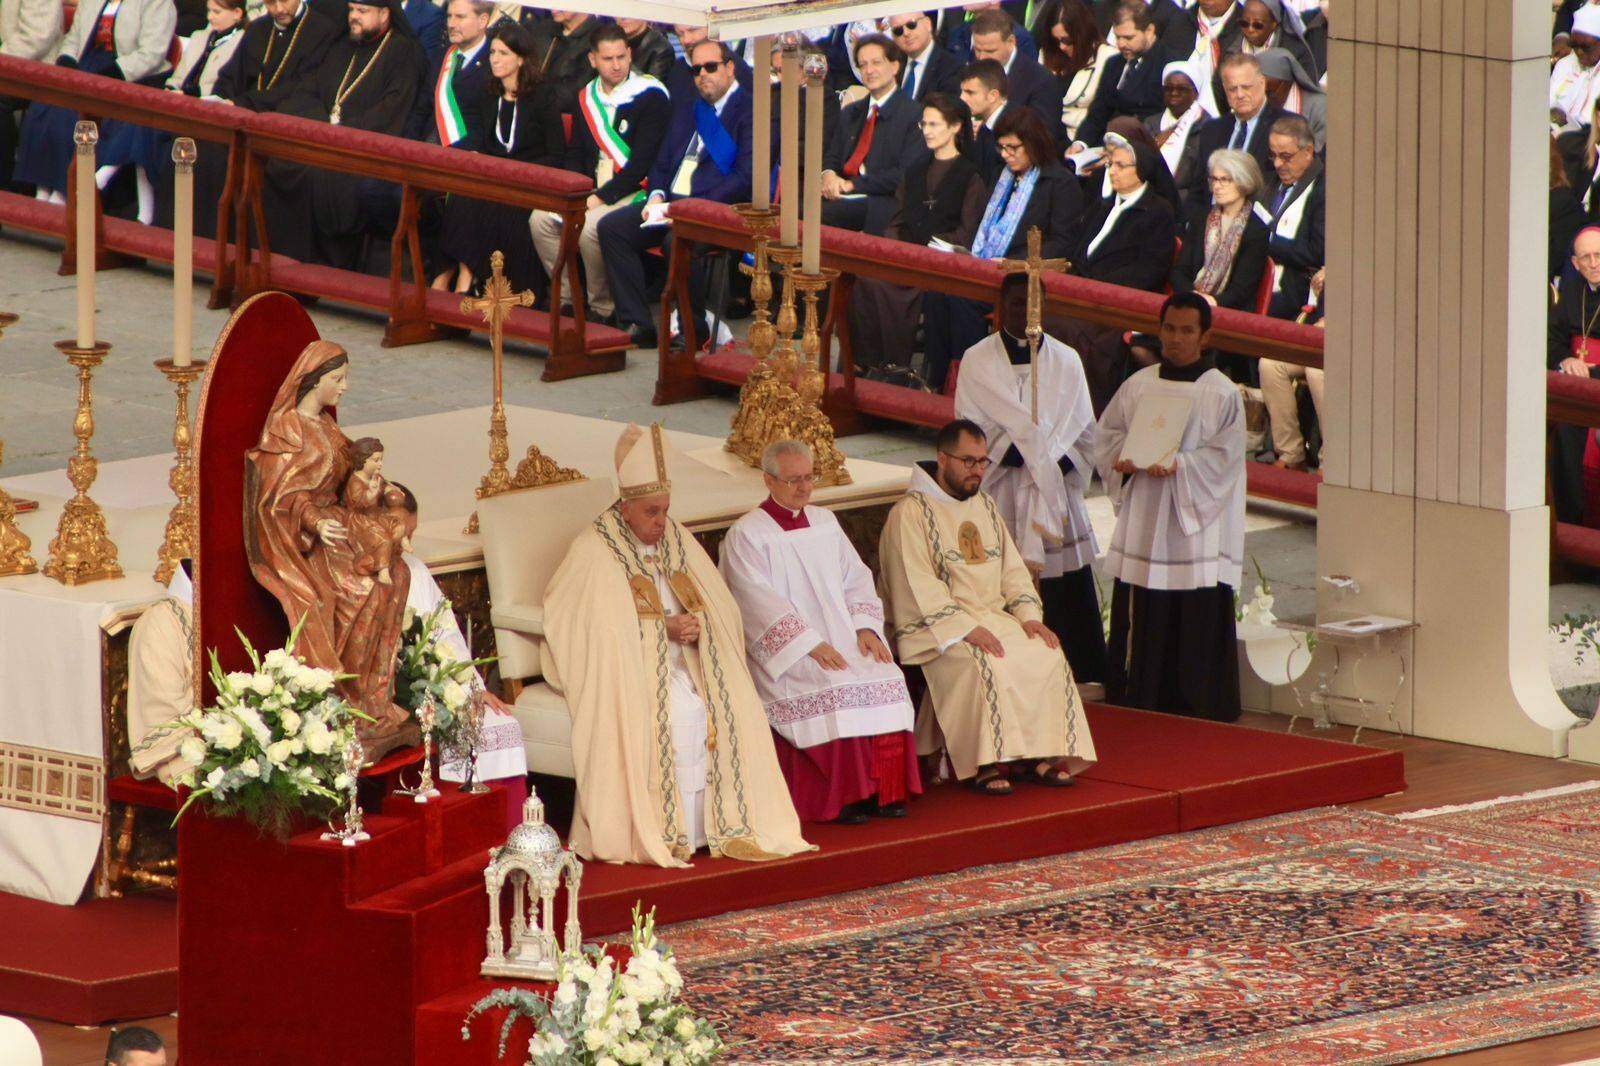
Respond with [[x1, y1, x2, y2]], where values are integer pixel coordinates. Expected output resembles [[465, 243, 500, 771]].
[[642, 200, 671, 227], [1121, 389, 1193, 469]]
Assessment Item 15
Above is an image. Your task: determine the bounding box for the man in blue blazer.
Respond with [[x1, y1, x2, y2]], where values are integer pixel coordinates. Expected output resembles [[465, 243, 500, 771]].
[[598, 38, 753, 348]]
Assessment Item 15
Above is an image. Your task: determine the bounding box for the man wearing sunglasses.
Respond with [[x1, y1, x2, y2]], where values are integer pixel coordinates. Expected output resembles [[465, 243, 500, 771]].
[[1260, 112, 1321, 321], [598, 37, 752, 349], [879, 420, 1099, 798], [887, 11, 960, 101]]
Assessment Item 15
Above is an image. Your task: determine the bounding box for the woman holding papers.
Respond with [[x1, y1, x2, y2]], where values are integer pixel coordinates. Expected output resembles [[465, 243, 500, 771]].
[[1094, 292, 1245, 721]]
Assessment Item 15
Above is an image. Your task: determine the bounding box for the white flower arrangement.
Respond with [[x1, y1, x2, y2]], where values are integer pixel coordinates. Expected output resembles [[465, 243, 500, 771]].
[[140, 620, 369, 836], [394, 601, 495, 737], [464, 906, 721, 1066]]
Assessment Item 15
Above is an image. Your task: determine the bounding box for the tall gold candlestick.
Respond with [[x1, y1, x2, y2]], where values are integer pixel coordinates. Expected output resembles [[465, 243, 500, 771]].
[[751, 35, 773, 210], [73, 122, 98, 349], [779, 42, 800, 247], [733, 204, 777, 361], [800, 54, 827, 274], [791, 268, 839, 406], [171, 138, 197, 367], [0, 309, 37, 577], [769, 244, 802, 384], [43, 340, 122, 585], [154, 358, 206, 584]]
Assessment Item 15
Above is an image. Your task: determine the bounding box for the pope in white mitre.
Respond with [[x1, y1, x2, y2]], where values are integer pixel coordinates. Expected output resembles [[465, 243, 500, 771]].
[[718, 440, 920, 825], [543, 423, 812, 867], [879, 420, 1097, 796]]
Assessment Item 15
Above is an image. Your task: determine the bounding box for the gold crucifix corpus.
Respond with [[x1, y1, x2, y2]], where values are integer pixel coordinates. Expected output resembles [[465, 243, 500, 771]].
[[461, 250, 536, 532], [997, 226, 1068, 424]]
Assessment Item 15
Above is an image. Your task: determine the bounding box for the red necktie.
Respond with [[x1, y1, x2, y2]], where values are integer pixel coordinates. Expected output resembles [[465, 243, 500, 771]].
[[842, 105, 877, 179]]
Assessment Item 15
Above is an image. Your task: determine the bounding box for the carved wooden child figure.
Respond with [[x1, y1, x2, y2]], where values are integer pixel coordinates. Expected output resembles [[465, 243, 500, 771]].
[[343, 438, 415, 586]]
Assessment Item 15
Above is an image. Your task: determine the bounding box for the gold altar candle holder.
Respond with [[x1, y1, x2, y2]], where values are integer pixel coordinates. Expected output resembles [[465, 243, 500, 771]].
[[789, 267, 839, 406], [43, 340, 122, 585], [733, 204, 778, 362], [768, 243, 803, 385], [0, 312, 36, 577], [153, 358, 207, 584]]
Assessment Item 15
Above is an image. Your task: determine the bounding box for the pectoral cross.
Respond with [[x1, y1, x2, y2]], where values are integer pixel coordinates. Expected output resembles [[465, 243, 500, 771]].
[[998, 226, 1068, 425], [461, 250, 536, 524]]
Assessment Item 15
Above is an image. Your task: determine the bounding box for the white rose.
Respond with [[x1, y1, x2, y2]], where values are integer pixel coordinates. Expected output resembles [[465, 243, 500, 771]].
[[212, 718, 244, 751], [238, 758, 261, 779], [281, 710, 302, 736], [542, 1034, 566, 1056], [618, 1042, 648, 1065], [265, 739, 294, 767], [204, 766, 226, 789], [179, 736, 207, 766], [264, 648, 293, 671], [674, 1018, 696, 1041], [442, 679, 467, 712], [302, 720, 334, 756], [333, 772, 351, 790], [555, 981, 578, 1007], [250, 673, 276, 697], [306, 668, 337, 694], [583, 1028, 607, 1052], [596, 1057, 619, 1066]]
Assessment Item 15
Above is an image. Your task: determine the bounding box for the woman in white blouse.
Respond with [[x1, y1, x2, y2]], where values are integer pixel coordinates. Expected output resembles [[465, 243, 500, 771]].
[[1039, 0, 1116, 146]]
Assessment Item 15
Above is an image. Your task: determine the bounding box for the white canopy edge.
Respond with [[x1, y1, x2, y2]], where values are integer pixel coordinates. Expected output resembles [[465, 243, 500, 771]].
[[511, 0, 955, 40]]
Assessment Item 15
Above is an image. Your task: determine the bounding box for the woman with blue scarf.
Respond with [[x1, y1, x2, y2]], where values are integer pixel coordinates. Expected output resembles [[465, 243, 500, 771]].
[[920, 107, 1083, 394]]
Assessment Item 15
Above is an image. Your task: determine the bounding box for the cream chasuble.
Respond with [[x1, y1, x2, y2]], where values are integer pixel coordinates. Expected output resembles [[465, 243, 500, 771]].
[[879, 465, 1097, 780], [128, 569, 199, 788], [718, 504, 914, 749], [544, 505, 813, 868]]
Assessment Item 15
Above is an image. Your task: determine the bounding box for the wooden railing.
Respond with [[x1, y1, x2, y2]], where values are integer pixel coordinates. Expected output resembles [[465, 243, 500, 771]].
[[0, 55, 629, 379]]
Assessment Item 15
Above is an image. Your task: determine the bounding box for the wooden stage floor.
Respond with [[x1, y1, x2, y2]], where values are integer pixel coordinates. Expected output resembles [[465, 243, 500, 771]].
[[25, 712, 1600, 1065]]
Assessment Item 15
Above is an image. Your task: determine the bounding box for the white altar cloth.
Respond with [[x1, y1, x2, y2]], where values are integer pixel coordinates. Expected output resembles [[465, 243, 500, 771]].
[[0, 406, 908, 903]]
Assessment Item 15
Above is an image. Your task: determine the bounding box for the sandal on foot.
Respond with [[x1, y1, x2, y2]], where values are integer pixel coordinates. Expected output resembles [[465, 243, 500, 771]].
[[1029, 760, 1076, 787], [968, 766, 1013, 795]]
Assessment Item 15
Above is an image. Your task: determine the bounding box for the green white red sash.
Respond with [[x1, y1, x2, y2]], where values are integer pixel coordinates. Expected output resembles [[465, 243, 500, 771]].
[[578, 72, 666, 203], [435, 46, 468, 145]]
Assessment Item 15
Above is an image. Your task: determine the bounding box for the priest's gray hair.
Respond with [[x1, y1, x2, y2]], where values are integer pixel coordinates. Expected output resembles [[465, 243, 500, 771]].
[[761, 440, 813, 476], [1206, 148, 1264, 199]]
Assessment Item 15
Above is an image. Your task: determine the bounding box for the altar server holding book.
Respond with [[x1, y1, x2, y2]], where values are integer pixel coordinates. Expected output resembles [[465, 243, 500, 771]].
[[719, 440, 920, 825], [1095, 292, 1245, 721]]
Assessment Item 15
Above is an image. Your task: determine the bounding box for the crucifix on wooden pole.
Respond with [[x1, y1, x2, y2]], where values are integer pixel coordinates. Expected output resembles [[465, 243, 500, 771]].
[[462, 250, 536, 533], [997, 226, 1067, 424]]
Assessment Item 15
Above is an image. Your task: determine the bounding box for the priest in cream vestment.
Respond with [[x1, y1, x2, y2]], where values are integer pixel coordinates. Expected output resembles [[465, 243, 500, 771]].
[[128, 561, 200, 787], [880, 420, 1097, 795], [543, 424, 813, 867]]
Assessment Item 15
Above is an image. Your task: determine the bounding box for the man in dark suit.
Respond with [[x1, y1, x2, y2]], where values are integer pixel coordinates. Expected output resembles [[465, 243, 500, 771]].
[[413, 0, 492, 145], [1260, 113, 1323, 320], [968, 8, 1065, 147], [403, 0, 446, 71], [1092, 0, 1195, 57], [667, 22, 751, 102], [958, 58, 1009, 184], [534, 9, 603, 114], [887, 10, 961, 101], [941, 2, 1038, 62], [1068, 1, 1173, 150], [821, 33, 925, 235], [1182, 52, 1292, 217], [598, 38, 753, 347]]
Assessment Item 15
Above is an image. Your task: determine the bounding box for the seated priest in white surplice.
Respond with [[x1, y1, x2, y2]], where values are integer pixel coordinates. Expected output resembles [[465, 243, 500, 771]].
[[1094, 293, 1245, 722], [542, 423, 813, 868], [954, 271, 1107, 686], [718, 440, 920, 826], [879, 420, 1098, 797], [128, 560, 200, 787]]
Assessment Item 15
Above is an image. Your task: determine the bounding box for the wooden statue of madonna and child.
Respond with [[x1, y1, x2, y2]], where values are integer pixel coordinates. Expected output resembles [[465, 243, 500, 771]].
[[244, 339, 421, 759]]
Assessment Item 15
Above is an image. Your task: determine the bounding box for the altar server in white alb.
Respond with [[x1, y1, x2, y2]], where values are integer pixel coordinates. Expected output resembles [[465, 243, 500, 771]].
[[879, 421, 1097, 797], [1095, 292, 1245, 721], [543, 423, 811, 867], [954, 271, 1107, 684], [719, 440, 920, 825]]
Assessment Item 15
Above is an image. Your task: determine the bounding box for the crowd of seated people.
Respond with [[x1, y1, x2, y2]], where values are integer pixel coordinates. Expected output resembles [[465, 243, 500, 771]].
[[50, 0, 1600, 491]]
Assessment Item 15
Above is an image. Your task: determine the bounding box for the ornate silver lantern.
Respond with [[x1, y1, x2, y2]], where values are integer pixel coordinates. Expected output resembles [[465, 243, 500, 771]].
[[481, 787, 582, 980]]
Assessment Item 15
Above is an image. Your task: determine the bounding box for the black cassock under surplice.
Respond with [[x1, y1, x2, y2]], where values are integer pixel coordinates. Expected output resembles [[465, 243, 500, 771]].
[[260, 23, 424, 265]]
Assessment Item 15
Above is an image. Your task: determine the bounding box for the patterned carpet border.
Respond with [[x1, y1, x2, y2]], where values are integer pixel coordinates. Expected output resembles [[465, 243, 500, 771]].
[[651, 808, 1600, 1065]]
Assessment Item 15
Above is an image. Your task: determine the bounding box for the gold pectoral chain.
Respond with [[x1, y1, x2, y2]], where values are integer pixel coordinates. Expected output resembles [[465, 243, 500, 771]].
[[330, 32, 393, 124], [257, 14, 306, 92]]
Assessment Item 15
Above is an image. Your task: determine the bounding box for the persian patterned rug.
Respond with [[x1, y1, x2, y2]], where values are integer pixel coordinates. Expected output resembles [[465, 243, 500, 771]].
[[1399, 780, 1600, 857], [660, 808, 1600, 1064]]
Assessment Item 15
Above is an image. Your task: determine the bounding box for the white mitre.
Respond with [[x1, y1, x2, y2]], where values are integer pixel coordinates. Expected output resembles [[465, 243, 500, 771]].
[[615, 422, 672, 500]]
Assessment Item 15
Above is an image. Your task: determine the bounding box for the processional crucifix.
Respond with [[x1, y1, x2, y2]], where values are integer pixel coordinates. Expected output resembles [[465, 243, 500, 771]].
[[998, 226, 1067, 424], [461, 250, 535, 533]]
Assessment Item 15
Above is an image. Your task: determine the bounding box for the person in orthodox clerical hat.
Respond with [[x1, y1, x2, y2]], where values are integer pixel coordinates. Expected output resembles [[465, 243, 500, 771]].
[[542, 423, 813, 868], [259, 0, 426, 265]]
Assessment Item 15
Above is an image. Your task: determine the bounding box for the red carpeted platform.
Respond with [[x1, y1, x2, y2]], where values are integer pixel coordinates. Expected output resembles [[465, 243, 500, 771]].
[[0, 893, 176, 1025]]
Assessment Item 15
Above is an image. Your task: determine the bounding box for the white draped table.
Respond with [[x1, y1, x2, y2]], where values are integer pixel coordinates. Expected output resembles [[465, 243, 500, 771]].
[[0, 406, 908, 903]]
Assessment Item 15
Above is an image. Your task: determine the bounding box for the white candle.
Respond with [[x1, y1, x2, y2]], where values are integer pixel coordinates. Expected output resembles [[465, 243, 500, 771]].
[[801, 59, 825, 274], [172, 139, 197, 367], [751, 35, 772, 210], [779, 46, 800, 246], [73, 121, 97, 348]]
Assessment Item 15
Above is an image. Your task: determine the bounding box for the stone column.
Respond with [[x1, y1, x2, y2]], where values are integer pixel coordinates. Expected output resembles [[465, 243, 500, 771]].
[[1317, 0, 1581, 756]]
